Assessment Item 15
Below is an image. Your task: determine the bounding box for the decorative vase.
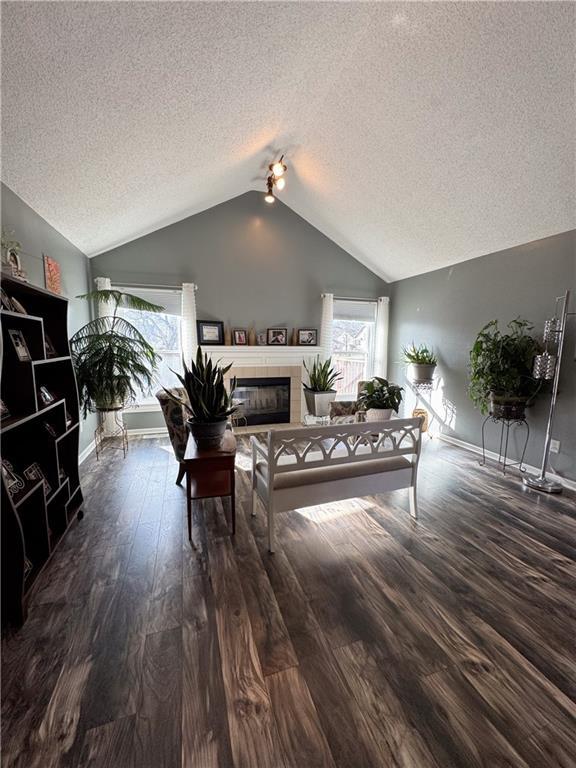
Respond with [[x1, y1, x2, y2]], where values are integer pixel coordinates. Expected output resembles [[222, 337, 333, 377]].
[[224, 326, 232, 346], [366, 408, 393, 422], [488, 393, 528, 420], [187, 419, 227, 449], [304, 389, 337, 418], [408, 363, 436, 383], [248, 327, 257, 346], [291, 328, 298, 346]]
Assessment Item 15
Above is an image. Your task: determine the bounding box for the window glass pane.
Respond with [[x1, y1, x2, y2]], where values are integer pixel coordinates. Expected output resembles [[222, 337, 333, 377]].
[[332, 300, 377, 398], [116, 296, 182, 406]]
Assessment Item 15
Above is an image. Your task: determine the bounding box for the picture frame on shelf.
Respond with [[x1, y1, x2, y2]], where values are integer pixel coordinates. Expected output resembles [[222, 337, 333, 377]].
[[233, 329, 247, 345], [10, 296, 27, 314], [8, 329, 31, 361], [38, 386, 55, 406], [24, 463, 52, 498], [43, 254, 62, 294], [44, 335, 57, 358], [5, 250, 27, 281], [267, 328, 288, 346], [257, 331, 267, 345], [1, 288, 13, 311], [196, 320, 224, 345], [298, 328, 318, 346], [43, 421, 57, 437], [2, 459, 25, 497]]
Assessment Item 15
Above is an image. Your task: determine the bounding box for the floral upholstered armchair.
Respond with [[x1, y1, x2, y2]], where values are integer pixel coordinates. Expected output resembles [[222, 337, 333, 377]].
[[329, 381, 368, 424], [156, 388, 190, 485]]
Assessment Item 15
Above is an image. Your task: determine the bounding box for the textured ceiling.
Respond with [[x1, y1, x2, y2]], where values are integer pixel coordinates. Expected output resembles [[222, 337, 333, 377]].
[[2, 2, 574, 281]]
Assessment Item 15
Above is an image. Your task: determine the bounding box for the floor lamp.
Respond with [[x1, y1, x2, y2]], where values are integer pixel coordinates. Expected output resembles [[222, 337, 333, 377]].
[[523, 290, 572, 494]]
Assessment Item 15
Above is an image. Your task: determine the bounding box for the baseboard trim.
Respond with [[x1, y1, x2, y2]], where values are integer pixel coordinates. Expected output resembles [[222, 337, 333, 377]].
[[79, 439, 96, 465], [438, 432, 576, 491], [126, 427, 168, 437]]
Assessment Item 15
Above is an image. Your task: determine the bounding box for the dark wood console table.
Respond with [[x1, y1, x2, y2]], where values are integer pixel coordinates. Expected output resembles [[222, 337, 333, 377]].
[[183, 430, 236, 546]]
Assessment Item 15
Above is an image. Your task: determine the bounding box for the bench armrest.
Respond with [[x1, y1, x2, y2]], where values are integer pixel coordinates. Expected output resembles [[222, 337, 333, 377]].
[[251, 435, 268, 466]]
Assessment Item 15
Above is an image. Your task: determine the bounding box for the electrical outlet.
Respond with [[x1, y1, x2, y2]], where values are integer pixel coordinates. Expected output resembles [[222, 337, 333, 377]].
[[550, 439, 560, 454]]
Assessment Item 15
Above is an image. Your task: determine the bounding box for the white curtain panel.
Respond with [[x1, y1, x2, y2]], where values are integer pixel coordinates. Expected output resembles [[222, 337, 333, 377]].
[[320, 293, 334, 361], [93, 276, 115, 434], [373, 296, 390, 378], [181, 282, 198, 364], [94, 276, 112, 318]]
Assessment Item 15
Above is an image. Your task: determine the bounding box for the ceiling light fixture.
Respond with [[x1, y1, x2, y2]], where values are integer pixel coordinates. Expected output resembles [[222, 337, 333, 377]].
[[264, 154, 287, 203], [264, 177, 275, 204]]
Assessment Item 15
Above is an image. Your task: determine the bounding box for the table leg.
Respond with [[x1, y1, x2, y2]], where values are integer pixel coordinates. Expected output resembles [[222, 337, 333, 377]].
[[186, 468, 193, 545], [230, 467, 236, 536]]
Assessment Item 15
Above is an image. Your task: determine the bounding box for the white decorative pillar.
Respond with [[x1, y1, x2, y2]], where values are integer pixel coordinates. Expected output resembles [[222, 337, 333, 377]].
[[181, 282, 198, 364], [319, 293, 334, 361], [373, 296, 389, 378]]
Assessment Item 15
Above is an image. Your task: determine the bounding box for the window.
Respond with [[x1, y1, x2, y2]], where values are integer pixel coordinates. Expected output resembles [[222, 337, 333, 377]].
[[115, 286, 182, 407], [332, 298, 377, 398]]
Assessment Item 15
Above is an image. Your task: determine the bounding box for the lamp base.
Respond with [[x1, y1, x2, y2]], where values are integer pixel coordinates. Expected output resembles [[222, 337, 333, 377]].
[[522, 474, 563, 494]]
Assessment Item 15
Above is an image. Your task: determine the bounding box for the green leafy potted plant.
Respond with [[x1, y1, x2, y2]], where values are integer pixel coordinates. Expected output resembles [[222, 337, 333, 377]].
[[402, 343, 437, 383], [71, 289, 163, 416], [303, 356, 342, 417], [357, 377, 403, 422], [165, 347, 237, 448], [469, 318, 542, 419]]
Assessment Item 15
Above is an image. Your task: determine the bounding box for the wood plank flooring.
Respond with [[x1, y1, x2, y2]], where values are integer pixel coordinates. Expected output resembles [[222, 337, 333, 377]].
[[2, 434, 576, 767]]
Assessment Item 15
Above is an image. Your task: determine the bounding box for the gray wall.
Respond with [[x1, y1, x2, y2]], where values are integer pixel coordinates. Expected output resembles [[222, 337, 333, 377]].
[[1, 183, 97, 452], [92, 190, 389, 432], [91, 191, 389, 329], [388, 230, 576, 482]]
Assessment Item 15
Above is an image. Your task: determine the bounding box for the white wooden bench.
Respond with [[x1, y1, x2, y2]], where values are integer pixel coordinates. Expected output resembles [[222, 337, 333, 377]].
[[250, 417, 423, 552]]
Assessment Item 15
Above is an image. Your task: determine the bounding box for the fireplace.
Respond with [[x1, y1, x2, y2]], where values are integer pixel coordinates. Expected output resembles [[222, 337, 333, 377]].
[[234, 377, 290, 425]]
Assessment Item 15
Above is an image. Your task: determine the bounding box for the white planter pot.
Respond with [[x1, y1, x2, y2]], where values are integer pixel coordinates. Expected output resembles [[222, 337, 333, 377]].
[[408, 363, 436, 383], [304, 389, 337, 418], [366, 408, 393, 422]]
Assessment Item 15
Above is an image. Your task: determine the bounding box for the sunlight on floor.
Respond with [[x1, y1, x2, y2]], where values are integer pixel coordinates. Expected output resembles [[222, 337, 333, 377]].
[[295, 497, 372, 523]]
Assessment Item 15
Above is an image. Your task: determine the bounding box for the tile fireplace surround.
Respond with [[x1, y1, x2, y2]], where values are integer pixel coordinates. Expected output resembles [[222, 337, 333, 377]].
[[205, 345, 322, 425]]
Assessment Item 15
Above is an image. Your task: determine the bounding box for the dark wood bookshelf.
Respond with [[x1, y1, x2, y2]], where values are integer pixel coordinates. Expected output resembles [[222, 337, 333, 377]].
[[1, 274, 84, 629]]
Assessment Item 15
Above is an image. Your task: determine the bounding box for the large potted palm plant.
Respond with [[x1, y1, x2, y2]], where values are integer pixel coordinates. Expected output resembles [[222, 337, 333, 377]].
[[70, 289, 163, 416], [303, 356, 342, 417], [469, 318, 542, 419], [165, 347, 237, 448]]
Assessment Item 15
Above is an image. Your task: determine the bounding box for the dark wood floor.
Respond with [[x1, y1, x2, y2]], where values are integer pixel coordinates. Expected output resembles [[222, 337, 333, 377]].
[[2, 434, 576, 767]]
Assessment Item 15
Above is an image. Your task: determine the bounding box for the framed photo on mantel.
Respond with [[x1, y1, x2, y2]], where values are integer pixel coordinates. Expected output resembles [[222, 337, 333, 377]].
[[197, 320, 224, 345]]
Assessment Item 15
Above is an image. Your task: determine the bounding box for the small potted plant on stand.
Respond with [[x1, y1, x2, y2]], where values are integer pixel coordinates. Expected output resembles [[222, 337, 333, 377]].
[[166, 347, 237, 448], [402, 343, 437, 383], [303, 356, 342, 417], [469, 318, 542, 419], [357, 377, 404, 422]]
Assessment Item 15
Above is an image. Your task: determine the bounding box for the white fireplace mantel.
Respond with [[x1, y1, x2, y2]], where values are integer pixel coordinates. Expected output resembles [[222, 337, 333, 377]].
[[205, 346, 322, 423], [204, 345, 321, 366]]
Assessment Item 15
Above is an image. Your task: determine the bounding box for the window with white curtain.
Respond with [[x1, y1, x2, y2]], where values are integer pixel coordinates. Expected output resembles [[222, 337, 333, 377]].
[[332, 298, 377, 398], [115, 286, 182, 407]]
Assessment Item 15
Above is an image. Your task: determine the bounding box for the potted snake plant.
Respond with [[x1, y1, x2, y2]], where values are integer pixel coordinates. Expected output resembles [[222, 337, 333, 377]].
[[357, 377, 403, 422], [165, 346, 237, 448], [303, 356, 342, 417], [402, 343, 437, 383]]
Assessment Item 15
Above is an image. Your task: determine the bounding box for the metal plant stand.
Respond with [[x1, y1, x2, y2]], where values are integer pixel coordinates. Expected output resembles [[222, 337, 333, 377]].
[[404, 377, 441, 438], [480, 414, 530, 475], [95, 409, 128, 459]]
